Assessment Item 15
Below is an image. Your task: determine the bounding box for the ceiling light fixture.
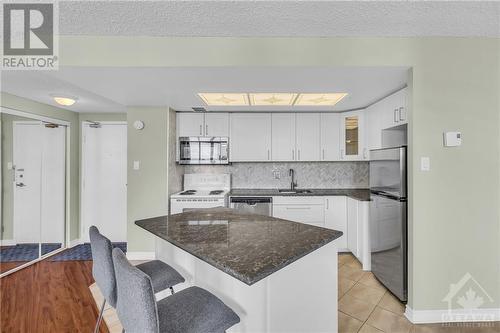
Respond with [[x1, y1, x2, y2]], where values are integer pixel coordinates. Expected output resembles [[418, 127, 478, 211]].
[[294, 93, 348, 106], [249, 93, 298, 106], [52, 95, 78, 106], [198, 93, 249, 106]]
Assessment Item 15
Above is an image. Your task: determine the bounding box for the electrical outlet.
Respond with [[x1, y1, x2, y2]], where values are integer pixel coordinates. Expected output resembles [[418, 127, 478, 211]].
[[272, 170, 281, 179]]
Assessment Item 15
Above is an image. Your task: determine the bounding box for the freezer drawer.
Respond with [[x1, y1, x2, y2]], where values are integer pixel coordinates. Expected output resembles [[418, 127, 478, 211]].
[[370, 194, 407, 302]]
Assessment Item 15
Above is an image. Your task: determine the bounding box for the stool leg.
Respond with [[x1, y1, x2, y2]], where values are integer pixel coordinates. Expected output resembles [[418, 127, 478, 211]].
[[94, 299, 106, 333], [169, 286, 174, 295]]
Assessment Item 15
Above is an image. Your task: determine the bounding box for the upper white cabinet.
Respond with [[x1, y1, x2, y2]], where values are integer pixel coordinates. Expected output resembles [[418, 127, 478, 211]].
[[271, 114, 296, 161], [177, 113, 229, 137], [320, 113, 341, 161], [177, 113, 205, 137], [296, 113, 321, 161], [366, 103, 383, 152], [340, 110, 367, 161], [204, 113, 229, 137], [230, 114, 272, 162], [324, 196, 347, 250], [379, 88, 408, 130]]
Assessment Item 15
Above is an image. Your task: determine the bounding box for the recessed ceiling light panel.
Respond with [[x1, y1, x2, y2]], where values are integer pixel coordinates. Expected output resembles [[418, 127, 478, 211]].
[[294, 93, 348, 106], [198, 93, 249, 106], [249, 93, 297, 106]]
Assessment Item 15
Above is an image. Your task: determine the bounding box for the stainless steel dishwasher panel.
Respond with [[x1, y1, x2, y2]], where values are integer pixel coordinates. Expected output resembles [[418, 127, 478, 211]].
[[229, 197, 272, 216]]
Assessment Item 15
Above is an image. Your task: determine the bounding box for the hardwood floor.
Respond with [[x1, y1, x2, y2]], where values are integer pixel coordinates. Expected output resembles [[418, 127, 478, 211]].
[[0, 260, 108, 333]]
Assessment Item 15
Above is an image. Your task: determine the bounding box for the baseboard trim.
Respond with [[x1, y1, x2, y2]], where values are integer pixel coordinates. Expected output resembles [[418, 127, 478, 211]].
[[0, 239, 15, 246], [69, 238, 82, 247], [126, 251, 155, 260], [405, 305, 500, 323]]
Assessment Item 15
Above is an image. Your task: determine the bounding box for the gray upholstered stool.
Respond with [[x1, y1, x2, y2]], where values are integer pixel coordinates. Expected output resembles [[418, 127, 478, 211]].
[[89, 226, 185, 333], [112, 248, 240, 333]]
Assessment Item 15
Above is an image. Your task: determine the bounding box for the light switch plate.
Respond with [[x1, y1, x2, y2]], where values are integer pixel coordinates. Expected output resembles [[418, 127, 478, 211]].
[[272, 170, 281, 179], [133, 161, 140, 170], [420, 157, 430, 171]]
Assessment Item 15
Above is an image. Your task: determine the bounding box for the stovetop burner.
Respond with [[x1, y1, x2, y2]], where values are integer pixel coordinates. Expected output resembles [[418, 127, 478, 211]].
[[209, 190, 224, 195], [180, 190, 197, 195]]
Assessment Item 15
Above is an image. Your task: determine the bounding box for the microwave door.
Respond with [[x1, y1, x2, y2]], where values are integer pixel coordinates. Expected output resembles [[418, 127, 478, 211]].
[[200, 141, 218, 163], [180, 140, 200, 164]]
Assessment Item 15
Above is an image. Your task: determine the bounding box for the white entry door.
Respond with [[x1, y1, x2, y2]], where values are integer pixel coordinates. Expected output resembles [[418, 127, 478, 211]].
[[13, 122, 66, 245], [81, 122, 127, 242]]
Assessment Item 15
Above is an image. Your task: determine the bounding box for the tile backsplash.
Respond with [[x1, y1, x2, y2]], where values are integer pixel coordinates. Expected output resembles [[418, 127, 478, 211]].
[[184, 162, 369, 189]]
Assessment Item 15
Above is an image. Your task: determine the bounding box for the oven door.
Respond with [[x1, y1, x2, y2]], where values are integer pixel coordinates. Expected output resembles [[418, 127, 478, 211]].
[[170, 198, 226, 214]]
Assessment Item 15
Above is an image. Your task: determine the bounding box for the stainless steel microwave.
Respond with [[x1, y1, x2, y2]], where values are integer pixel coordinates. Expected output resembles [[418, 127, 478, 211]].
[[178, 137, 229, 165]]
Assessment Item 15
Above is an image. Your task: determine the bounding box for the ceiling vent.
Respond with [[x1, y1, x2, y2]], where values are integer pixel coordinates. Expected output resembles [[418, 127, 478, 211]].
[[192, 107, 206, 112]]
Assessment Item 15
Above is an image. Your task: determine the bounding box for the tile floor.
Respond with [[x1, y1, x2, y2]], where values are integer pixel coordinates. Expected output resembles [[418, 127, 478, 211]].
[[338, 253, 500, 333]]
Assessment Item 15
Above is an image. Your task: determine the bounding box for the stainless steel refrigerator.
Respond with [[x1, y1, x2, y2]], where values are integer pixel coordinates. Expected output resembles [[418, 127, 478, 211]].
[[369, 146, 407, 302]]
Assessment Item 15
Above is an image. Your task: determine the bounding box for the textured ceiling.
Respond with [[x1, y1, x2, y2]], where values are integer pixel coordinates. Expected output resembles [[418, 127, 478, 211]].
[[59, 1, 500, 37]]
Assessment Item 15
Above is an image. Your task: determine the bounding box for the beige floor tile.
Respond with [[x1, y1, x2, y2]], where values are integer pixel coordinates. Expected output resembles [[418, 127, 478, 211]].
[[339, 295, 377, 322], [339, 253, 356, 266], [366, 307, 412, 333], [346, 258, 363, 270], [339, 278, 357, 299], [339, 264, 365, 282], [378, 291, 406, 316], [346, 283, 386, 305], [339, 311, 364, 333], [358, 272, 386, 291], [359, 324, 384, 333]]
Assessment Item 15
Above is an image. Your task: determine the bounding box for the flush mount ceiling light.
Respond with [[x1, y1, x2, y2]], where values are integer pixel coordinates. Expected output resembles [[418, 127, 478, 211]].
[[249, 93, 298, 106], [198, 93, 249, 106], [52, 95, 78, 106], [294, 93, 348, 106]]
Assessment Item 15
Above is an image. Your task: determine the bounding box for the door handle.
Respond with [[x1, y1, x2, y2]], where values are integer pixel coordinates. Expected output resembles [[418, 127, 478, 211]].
[[298, 150, 301, 160], [205, 124, 208, 136], [268, 149, 270, 160], [199, 125, 202, 135], [394, 109, 399, 123], [322, 149, 325, 160], [16, 183, 26, 187], [292, 149, 295, 160], [326, 199, 329, 209]]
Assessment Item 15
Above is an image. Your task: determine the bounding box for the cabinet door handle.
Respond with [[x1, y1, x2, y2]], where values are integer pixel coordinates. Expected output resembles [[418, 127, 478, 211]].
[[199, 125, 202, 135], [326, 199, 329, 210], [268, 149, 270, 160], [322, 149, 325, 160], [292, 149, 295, 160], [286, 207, 311, 210], [298, 150, 301, 160], [399, 107, 405, 121], [394, 109, 399, 123], [205, 124, 208, 136]]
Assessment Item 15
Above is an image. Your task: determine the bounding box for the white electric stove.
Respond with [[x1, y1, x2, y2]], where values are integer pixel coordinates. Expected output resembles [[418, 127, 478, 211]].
[[170, 174, 230, 214]]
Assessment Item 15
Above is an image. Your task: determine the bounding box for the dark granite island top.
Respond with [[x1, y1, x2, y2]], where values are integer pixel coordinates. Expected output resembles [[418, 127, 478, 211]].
[[135, 208, 342, 286]]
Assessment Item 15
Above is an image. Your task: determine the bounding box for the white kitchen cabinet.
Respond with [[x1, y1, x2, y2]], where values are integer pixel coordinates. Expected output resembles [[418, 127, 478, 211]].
[[230, 113, 272, 162], [271, 113, 296, 161], [324, 196, 347, 250], [366, 103, 383, 152], [347, 197, 360, 258], [177, 113, 229, 137], [177, 113, 205, 137], [296, 113, 321, 161], [273, 196, 325, 227], [204, 113, 229, 137], [320, 113, 341, 161], [341, 110, 367, 160], [379, 88, 407, 130]]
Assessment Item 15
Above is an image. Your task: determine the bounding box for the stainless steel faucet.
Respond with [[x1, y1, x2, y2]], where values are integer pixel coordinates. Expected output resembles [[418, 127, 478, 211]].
[[289, 168, 297, 190]]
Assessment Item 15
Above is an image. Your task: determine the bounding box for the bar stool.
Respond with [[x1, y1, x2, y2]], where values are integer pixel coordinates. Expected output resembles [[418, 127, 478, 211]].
[[112, 248, 240, 333], [89, 226, 185, 333]]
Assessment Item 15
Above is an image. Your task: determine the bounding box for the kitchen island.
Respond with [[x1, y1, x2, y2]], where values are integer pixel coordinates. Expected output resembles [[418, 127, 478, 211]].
[[136, 208, 342, 333]]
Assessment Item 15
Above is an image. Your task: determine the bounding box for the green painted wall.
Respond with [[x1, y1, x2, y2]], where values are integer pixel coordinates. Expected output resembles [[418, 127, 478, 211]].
[[126, 107, 169, 252], [17, 36, 500, 311], [0, 92, 81, 241]]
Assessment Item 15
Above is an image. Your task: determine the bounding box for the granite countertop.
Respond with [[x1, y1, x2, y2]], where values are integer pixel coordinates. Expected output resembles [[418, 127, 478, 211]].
[[135, 208, 342, 286], [228, 188, 371, 201]]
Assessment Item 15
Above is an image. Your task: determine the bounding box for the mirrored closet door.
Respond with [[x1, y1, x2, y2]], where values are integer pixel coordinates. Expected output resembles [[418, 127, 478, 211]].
[[1, 109, 67, 275]]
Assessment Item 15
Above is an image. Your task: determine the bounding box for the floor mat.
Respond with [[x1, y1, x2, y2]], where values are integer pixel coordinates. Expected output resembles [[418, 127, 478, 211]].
[[0, 243, 62, 262], [50, 242, 127, 261]]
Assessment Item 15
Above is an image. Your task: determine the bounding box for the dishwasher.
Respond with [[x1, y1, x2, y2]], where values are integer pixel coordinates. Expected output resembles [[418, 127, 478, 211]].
[[229, 197, 272, 216]]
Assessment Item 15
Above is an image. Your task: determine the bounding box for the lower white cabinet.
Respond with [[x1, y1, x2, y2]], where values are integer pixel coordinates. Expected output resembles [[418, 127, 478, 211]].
[[324, 196, 347, 250], [347, 197, 360, 258], [273, 196, 325, 227], [347, 197, 370, 269]]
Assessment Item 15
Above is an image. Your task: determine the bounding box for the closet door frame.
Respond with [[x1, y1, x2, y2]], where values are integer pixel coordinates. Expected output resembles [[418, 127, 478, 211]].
[[0, 107, 70, 278]]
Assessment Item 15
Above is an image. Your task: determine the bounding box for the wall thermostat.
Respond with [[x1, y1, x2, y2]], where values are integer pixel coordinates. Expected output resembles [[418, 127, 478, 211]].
[[444, 131, 461, 147], [133, 120, 145, 130]]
